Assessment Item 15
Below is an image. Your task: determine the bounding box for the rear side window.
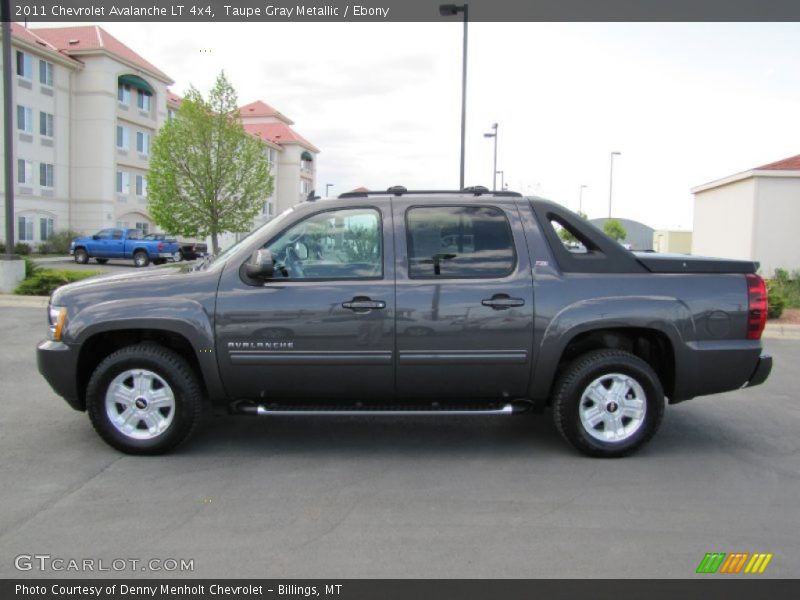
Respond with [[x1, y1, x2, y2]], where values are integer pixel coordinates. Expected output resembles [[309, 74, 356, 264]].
[[406, 206, 515, 279]]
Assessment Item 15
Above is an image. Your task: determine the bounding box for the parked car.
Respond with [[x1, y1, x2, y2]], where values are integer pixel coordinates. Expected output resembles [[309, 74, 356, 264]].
[[70, 228, 181, 267], [143, 233, 208, 261], [40, 188, 771, 456]]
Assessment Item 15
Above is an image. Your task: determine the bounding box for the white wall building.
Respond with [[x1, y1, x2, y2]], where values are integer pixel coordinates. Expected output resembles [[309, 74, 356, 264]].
[[1, 25, 319, 250], [691, 154, 800, 277]]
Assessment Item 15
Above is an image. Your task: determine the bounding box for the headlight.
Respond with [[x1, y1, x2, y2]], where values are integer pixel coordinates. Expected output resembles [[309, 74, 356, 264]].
[[48, 305, 67, 341]]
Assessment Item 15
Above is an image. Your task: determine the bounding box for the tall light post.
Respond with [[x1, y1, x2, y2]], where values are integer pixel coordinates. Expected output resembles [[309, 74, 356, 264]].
[[2, 0, 15, 260], [496, 170, 504, 191], [484, 123, 498, 190], [578, 184, 587, 214], [439, 4, 469, 190], [608, 151, 621, 218], [325, 183, 333, 196]]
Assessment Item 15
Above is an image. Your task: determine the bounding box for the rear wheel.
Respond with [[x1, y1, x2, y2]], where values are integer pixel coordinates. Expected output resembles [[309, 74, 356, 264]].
[[86, 343, 203, 454], [552, 350, 665, 458], [74, 249, 88, 264], [133, 250, 149, 267]]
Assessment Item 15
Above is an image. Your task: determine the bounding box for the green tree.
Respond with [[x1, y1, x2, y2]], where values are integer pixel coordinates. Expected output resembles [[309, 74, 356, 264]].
[[148, 72, 273, 254], [558, 211, 588, 244], [603, 219, 627, 242]]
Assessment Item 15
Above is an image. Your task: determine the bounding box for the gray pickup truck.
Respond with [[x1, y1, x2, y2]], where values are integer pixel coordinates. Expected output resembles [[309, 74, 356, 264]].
[[37, 188, 772, 457]]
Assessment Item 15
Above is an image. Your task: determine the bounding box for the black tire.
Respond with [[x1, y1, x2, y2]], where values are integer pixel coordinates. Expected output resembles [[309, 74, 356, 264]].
[[95, 258, 108, 264], [86, 343, 203, 455], [552, 350, 665, 458], [133, 250, 150, 267], [74, 248, 88, 264]]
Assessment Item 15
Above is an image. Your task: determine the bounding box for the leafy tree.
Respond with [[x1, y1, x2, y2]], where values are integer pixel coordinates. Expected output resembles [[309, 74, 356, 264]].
[[558, 211, 588, 244], [603, 218, 627, 242], [148, 72, 273, 254]]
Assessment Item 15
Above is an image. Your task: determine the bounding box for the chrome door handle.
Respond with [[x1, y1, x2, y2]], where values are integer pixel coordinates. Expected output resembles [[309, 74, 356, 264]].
[[481, 294, 525, 310], [342, 298, 386, 311]]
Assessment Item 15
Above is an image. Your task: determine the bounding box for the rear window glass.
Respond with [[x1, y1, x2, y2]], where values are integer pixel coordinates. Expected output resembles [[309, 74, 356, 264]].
[[406, 206, 515, 279]]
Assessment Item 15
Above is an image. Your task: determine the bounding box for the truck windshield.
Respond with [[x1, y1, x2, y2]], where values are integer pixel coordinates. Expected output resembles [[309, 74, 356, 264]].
[[196, 206, 297, 270]]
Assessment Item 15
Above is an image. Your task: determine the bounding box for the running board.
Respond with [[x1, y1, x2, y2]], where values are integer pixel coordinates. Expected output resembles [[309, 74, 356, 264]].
[[234, 402, 527, 416]]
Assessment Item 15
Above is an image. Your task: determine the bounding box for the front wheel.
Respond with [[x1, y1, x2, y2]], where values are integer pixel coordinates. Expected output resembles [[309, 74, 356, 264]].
[[74, 249, 88, 264], [552, 350, 665, 458], [133, 250, 150, 267], [86, 343, 204, 454]]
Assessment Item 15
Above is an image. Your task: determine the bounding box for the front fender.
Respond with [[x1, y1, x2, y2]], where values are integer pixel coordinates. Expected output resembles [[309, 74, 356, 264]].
[[530, 296, 694, 401], [65, 298, 225, 402]]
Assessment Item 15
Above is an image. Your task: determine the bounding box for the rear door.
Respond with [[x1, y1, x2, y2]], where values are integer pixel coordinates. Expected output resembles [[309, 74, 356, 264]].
[[215, 202, 396, 402], [393, 198, 534, 400]]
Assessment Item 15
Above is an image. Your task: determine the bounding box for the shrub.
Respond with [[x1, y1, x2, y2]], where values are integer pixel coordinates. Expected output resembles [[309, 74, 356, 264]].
[[23, 257, 41, 278], [37, 241, 55, 255], [768, 269, 800, 310], [766, 287, 786, 320], [15, 269, 101, 296], [14, 242, 31, 255], [47, 230, 82, 255]]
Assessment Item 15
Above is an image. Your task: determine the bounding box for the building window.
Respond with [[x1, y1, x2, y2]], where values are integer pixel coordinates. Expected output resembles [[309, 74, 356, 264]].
[[118, 84, 131, 105], [137, 90, 152, 112], [167, 107, 176, 121], [116, 125, 129, 149], [39, 60, 54, 86], [135, 174, 148, 197], [16, 51, 32, 79], [136, 131, 150, 154], [300, 180, 311, 195], [18, 216, 34, 241], [116, 171, 130, 194], [17, 159, 33, 185], [135, 221, 150, 234], [40, 112, 54, 137], [17, 105, 33, 133], [40, 217, 54, 241], [40, 163, 54, 188], [263, 199, 275, 217]]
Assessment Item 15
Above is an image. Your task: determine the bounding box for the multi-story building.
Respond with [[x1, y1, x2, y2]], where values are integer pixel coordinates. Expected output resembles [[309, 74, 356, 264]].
[[1, 24, 318, 249]]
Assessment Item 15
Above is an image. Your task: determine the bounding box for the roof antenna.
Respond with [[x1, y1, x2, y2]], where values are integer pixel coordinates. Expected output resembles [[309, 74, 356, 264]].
[[306, 189, 319, 202]]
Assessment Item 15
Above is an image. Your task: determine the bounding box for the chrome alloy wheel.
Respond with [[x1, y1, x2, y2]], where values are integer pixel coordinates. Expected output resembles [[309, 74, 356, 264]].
[[578, 373, 647, 443], [104, 369, 176, 440]]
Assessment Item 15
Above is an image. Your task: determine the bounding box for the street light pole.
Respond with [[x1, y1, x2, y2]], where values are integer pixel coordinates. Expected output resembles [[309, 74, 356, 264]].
[[325, 183, 333, 196], [439, 4, 468, 190], [483, 123, 498, 191], [608, 152, 621, 218], [2, 0, 15, 259], [578, 184, 587, 214], [496, 170, 504, 191]]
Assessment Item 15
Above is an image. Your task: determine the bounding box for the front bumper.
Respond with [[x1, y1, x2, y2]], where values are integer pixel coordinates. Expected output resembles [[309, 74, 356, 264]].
[[745, 354, 772, 388], [37, 339, 82, 411]]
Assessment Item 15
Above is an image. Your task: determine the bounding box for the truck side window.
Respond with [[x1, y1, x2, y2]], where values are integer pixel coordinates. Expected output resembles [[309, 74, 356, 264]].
[[406, 206, 516, 279], [265, 208, 382, 280], [112, 230, 123, 240]]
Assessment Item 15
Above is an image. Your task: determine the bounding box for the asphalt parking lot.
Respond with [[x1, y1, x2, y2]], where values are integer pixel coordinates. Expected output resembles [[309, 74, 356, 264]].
[[0, 306, 798, 579], [34, 255, 181, 273]]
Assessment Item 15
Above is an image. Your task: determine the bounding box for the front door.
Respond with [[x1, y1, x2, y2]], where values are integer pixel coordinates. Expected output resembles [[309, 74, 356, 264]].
[[393, 199, 534, 400], [215, 204, 395, 402]]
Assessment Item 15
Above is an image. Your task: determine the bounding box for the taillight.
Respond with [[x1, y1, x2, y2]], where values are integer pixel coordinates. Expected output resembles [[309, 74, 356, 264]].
[[157, 242, 164, 252], [746, 273, 767, 340]]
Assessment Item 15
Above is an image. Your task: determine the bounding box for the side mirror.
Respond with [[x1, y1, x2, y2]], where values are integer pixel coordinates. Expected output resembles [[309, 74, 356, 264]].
[[245, 249, 274, 280]]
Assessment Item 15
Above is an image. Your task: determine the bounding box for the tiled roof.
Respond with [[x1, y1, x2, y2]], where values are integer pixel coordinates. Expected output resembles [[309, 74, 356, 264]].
[[31, 26, 172, 82], [239, 100, 292, 122], [755, 154, 800, 171], [351, 186, 369, 192], [244, 122, 319, 153], [9, 23, 81, 65], [167, 91, 182, 106]]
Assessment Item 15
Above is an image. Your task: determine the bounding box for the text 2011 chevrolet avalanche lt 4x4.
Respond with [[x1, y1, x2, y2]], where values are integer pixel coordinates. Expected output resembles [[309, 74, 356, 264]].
[[37, 189, 772, 457]]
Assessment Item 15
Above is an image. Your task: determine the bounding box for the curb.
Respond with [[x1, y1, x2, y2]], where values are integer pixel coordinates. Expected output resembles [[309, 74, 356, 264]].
[[763, 322, 800, 340], [0, 294, 48, 308]]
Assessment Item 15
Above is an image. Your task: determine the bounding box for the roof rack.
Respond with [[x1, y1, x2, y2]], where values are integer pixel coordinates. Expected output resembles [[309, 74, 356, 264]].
[[338, 186, 522, 199]]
